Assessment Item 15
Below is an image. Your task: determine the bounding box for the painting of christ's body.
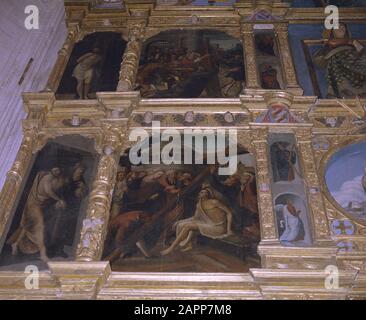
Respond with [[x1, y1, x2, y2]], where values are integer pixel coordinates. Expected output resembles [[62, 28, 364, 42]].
[[103, 146, 260, 273]]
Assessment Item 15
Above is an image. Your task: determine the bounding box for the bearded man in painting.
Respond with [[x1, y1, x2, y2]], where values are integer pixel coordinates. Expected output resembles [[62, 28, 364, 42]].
[[7, 167, 67, 262]]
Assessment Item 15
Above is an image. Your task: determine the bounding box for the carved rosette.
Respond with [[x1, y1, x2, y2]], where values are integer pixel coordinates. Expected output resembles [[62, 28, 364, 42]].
[[45, 23, 80, 92], [241, 23, 260, 89], [295, 128, 330, 240], [274, 23, 302, 93], [117, 19, 147, 92], [0, 127, 37, 238], [250, 127, 277, 241], [76, 124, 124, 261]]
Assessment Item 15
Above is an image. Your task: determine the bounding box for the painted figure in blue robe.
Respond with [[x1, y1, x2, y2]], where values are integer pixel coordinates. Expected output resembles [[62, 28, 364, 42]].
[[275, 202, 305, 244]]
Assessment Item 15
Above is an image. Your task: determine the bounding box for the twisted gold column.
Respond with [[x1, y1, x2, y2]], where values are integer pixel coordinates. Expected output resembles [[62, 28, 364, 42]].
[[117, 19, 146, 92], [76, 124, 125, 261]]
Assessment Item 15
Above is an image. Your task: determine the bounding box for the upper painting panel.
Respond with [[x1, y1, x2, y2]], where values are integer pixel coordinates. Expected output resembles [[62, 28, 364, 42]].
[[157, 0, 236, 6], [56, 32, 126, 100], [136, 30, 245, 98]]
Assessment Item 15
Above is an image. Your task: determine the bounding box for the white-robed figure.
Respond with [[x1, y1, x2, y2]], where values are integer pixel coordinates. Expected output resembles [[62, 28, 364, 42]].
[[275, 201, 305, 243], [161, 186, 233, 256], [73, 48, 102, 99]]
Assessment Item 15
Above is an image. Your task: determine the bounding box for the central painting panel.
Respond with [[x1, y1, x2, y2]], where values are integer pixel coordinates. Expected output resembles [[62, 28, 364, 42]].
[[103, 142, 260, 272], [136, 30, 245, 98]]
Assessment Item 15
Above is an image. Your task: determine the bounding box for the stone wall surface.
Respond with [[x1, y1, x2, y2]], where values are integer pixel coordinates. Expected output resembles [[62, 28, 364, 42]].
[[0, 0, 66, 188]]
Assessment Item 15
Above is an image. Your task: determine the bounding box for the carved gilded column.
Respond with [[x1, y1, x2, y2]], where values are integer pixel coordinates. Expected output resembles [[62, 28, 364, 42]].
[[241, 23, 261, 90], [76, 123, 126, 261], [44, 23, 80, 92], [295, 127, 331, 243], [251, 126, 278, 242], [117, 19, 147, 92], [274, 23, 303, 95]]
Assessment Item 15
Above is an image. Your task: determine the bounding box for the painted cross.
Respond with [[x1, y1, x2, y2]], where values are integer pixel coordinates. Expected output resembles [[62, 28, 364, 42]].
[[331, 219, 355, 236]]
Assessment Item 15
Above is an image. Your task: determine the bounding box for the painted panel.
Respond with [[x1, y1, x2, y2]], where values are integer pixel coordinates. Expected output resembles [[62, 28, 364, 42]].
[[103, 144, 260, 272], [56, 32, 126, 100], [136, 30, 245, 98], [0, 136, 98, 270]]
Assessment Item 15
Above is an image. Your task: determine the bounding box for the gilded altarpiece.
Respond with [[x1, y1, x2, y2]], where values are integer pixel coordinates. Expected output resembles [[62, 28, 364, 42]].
[[0, 0, 365, 299]]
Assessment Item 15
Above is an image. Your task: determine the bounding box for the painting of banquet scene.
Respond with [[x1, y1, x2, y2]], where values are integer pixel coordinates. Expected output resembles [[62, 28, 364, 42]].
[[136, 29, 245, 98], [103, 142, 260, 272], [0, 136, 97, 270]]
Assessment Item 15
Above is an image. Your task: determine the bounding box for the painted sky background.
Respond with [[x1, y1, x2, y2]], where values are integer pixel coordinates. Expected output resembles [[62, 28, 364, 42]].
[[325, 141, 366, 192]]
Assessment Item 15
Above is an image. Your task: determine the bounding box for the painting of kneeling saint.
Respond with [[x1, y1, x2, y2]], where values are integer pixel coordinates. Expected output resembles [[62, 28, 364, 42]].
[[325, 141, 366, 225], [275, 194, 312, 247], [0, 137, 97, 270], [103, 149, 260, 272], [136, 30, 245, 98]]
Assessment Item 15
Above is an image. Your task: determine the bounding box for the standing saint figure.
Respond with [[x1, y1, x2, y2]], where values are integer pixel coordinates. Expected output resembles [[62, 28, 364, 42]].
[[72, 48, 102, 99], [161, 186, 233, 256], [314, 23, 366, 98], [7, 168, 67, 262]]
